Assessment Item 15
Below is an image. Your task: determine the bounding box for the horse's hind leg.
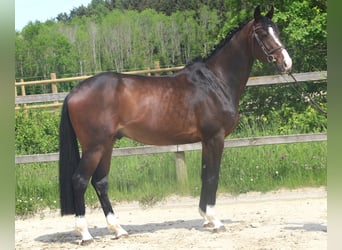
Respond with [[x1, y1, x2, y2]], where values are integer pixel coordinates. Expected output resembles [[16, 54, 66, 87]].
[[91, 143, 128, 239], [73, 149, 103, 244]]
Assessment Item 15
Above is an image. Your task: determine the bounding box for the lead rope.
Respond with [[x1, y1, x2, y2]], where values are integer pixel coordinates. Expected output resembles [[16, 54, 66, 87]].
[[287, 72, 327, 117]]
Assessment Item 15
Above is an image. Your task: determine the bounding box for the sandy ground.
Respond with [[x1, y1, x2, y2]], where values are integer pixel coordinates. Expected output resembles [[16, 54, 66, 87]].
[[15, 187, 327, 250]]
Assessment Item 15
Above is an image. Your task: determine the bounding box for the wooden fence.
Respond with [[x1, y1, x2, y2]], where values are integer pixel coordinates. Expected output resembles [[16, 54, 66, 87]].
[[15, 133, 327, 183], [15, 64, 184, 110], [15, 67, 327, 183], [15, 68, 327, 110]]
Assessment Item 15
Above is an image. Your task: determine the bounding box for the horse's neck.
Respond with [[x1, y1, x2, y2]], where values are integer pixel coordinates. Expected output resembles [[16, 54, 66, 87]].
[[206, 21, 254, 102]]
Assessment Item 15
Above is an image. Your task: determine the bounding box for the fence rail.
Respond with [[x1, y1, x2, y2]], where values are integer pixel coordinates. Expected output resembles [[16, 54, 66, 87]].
[[15, 70, 327, 108], [15, 133, 327, 183], [16, 133, 327, 164]]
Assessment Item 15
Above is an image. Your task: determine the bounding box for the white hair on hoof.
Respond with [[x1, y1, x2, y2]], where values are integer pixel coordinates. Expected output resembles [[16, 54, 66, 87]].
[[199, 205, 226, 232], [106, 213, 129, 239], [75, 216, 94, 244]]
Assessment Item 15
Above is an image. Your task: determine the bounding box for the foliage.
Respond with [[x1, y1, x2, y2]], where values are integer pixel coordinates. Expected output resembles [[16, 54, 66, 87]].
[[234, 102, 327, 138], [16, 0, 327, 77], [238, 80, 327, 125], [273, 0, 327, 73], [269, 104, 327, 134], [15, 110, 59, 155], [16, 7, 221, 80]]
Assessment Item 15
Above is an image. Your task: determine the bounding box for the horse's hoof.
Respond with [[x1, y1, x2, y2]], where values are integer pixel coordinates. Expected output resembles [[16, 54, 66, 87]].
[[115, 232, 129, 240], [80, 239, 94, 246], [212, 225, 226, 233], [115, 234, 128, 240], [203, 221, 215, 228], [114, 228, 129, 239]]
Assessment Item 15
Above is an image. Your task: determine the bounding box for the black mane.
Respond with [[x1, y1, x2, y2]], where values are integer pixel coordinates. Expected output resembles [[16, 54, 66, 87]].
[[186, 20, 250, 66]]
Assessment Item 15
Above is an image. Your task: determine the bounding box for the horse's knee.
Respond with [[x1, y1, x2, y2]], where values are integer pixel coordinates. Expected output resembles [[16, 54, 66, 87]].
[[72, 173, 89, 194], [72, 173, 91, 216], [91, 175, 109, 196]]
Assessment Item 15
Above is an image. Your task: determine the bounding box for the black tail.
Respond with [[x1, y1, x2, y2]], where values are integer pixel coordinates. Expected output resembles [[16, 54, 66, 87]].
[[59, 95, 80, 215]]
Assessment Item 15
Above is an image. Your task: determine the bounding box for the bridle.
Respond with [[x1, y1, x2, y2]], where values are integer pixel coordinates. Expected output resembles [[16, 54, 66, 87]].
[[252, 25, 284, 63]]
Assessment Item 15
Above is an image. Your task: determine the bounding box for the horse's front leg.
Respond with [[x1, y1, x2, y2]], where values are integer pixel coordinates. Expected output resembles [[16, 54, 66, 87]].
[[199, 133, 226, 231]]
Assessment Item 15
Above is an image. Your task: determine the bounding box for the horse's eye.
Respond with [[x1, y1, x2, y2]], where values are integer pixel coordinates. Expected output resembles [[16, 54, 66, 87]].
[[261, 32, 268, 38]]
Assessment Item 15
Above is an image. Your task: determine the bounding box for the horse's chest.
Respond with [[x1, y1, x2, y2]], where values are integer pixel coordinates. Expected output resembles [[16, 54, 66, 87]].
[[197, 103, 238, 137]]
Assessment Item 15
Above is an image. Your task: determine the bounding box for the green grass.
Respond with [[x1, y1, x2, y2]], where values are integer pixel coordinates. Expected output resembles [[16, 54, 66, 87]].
[[15, 139, 327, 216], [16, 163, 59, 214]]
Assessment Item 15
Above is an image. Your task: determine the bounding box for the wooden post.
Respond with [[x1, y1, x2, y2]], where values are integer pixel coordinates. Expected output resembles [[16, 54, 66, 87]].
[[20, 79, 28, 114], [15, 85, 18, 110], [50, 73, 59, 112], [175, 151, 188, 185], [154, 61, 160, 76]]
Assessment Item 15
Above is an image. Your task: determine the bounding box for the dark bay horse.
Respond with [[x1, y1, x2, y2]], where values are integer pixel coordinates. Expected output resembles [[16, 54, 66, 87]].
[[59, 6, 292, 244]]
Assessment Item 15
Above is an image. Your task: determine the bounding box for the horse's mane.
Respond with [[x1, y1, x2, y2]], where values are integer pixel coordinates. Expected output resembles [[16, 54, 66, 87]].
[[178, 20, 251, 95], [185, 20, 250, 66]]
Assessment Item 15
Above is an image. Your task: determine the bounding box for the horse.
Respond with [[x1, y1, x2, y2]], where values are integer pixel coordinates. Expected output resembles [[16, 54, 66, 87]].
[[59, 6, 292, 244]]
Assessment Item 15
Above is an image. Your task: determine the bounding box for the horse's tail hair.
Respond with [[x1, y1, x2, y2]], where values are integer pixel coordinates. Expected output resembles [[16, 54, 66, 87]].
[[59, 95, 80, 215]]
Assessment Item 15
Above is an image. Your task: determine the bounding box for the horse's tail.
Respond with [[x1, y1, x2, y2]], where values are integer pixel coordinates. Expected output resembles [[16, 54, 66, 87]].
[[59, 95, 80, 215]]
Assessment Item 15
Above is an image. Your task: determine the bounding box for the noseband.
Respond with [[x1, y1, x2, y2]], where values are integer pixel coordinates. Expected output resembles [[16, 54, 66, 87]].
[[253, 25, 284, 63]]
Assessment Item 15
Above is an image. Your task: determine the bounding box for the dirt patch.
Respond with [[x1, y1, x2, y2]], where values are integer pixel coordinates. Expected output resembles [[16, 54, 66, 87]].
[[15, 187, 327, 249]]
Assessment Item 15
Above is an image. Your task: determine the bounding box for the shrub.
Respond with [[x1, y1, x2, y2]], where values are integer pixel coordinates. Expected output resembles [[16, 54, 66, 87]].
[[15, 109, 60, 154]]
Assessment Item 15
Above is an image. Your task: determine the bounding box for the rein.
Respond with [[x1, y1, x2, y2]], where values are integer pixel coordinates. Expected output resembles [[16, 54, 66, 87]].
[[288, 72, 327, 117], [253, 26, 284, 63]]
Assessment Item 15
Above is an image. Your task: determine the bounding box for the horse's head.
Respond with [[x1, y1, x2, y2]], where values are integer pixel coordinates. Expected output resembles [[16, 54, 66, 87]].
[[252, 6, 292, 73]]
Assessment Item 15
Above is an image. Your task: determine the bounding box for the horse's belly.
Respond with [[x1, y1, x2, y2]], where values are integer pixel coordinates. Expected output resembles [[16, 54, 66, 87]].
[[120, 124, 200, 146]]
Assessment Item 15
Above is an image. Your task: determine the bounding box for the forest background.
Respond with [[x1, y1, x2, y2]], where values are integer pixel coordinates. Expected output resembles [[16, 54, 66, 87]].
[[15, 0, 327, 82]]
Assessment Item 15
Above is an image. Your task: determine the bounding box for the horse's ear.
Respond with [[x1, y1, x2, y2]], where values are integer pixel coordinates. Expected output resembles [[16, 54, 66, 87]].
[[266, 6, 274, 19], [254, 6, 262, 21]]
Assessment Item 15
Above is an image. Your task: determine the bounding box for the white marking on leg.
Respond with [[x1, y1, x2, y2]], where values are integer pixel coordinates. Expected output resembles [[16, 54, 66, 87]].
[[206, 205, 224, 229], [199, 206, 225, 229], [199, 207, 211, 227], [106, 213, 128, 238], [75, 216, 93, 241]]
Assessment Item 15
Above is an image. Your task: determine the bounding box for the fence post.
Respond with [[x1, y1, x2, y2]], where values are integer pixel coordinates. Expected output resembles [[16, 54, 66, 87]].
[[20, 79, 28, 114], [154, 61, 160, 76], [50, 73, 59, 112], [15, 84, 18, 110], [175, 151, 188, 185]]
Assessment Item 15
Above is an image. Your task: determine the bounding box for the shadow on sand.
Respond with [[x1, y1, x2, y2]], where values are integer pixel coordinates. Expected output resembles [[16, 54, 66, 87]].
[[35, 218, 236, 244], [284, 223, 327, 232]]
